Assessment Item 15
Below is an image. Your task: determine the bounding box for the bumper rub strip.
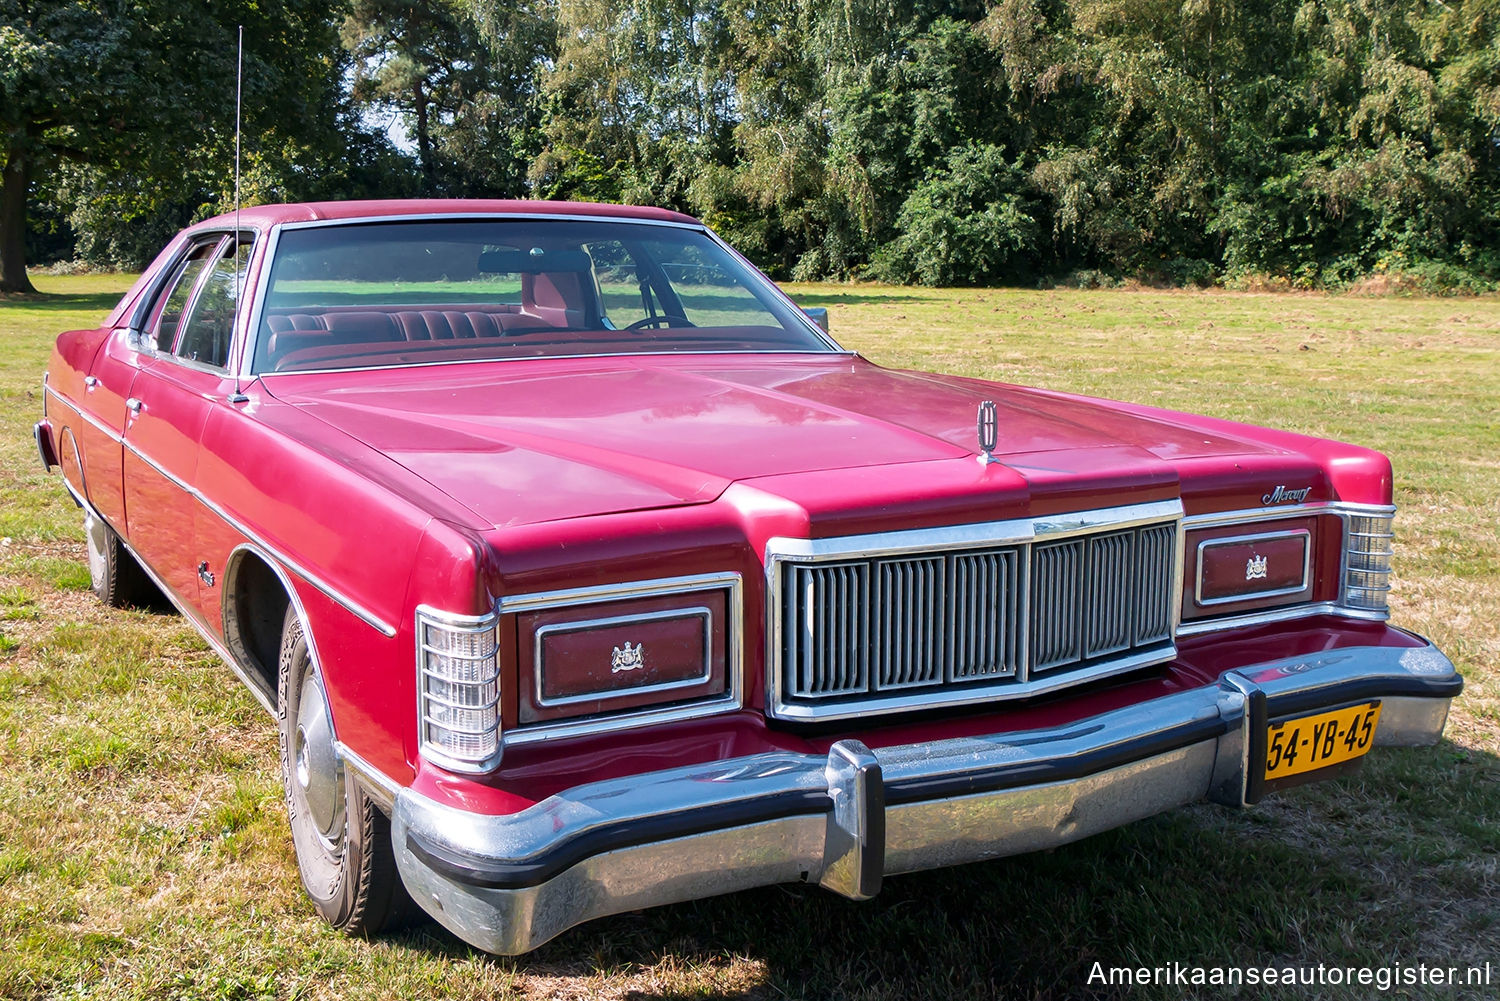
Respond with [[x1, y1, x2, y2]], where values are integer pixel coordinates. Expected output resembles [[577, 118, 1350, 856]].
[[391, 638, 1459, 955]]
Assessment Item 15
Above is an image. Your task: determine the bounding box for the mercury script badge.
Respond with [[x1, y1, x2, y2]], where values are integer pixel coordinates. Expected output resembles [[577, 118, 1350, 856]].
[[977, 400, 999, 465], [610, 641, 644, 674], [1246, 554, 1268, 581], [1262, 484, 1312, 505]]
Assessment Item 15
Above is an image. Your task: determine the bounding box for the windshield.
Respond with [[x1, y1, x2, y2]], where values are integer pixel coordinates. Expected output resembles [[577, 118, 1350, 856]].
[[250, 218, 831, 373]]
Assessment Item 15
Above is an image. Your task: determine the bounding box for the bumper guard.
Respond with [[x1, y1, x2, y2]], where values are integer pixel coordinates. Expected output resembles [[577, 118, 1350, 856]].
[[391, 640, 1459, 955]]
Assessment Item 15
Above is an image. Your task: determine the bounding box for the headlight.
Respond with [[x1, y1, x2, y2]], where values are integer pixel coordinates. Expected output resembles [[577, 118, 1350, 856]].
[[1342, 510, 1395, 613], [417, 607, 501, 772]]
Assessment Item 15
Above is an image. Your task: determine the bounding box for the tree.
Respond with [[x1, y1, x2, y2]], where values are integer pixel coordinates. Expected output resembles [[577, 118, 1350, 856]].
[[343, 0, 553, 194], [1, 0, 380, 291]]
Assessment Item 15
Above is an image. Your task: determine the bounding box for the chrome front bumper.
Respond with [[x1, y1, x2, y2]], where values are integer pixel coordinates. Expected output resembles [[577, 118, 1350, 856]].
[[391, 640, 1460, 955]]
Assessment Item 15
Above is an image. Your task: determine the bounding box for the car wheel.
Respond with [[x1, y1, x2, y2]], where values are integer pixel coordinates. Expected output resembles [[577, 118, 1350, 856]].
[[85, 509, 157, 608], [277, 604, 414, 935]]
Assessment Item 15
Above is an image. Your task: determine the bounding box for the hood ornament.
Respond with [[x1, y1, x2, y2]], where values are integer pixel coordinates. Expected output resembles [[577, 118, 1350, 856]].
[[976, 400, 999, 465]]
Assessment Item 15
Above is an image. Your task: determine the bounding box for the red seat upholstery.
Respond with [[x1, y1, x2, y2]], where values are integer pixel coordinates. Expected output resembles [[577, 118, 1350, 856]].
[[262, 296, 597, 367], [522, 272, 592, 329]]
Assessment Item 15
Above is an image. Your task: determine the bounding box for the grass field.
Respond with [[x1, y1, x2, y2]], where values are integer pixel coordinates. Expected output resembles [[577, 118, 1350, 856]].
[[1, 275, 1496, 1000]]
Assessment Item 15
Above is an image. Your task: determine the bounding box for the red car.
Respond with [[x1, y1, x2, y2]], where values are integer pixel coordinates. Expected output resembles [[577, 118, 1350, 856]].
[[35, 200, 1460, 954]]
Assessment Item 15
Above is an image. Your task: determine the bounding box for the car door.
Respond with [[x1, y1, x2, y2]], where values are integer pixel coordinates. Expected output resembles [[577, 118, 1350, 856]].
[[122, 234, 250, 619]]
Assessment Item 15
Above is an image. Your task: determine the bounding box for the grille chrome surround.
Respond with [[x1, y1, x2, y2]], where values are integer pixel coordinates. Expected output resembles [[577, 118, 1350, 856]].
[[766, 500, 1185, 722]]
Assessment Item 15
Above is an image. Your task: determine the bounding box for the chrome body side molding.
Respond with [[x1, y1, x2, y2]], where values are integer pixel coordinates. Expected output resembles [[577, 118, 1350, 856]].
[[48, 382, 397, 638]]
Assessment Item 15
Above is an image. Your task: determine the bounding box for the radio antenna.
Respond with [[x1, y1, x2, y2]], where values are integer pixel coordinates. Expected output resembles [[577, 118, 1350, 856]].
[[230, 25, 248, 403]]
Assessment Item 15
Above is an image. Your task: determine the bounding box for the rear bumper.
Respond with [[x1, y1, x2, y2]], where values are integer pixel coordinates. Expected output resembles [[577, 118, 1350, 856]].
[[391, 639, 1460, 955]]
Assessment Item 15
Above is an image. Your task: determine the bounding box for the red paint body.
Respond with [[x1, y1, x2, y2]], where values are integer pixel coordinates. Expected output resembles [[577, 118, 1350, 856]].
[[42, 200, 1405, 820]]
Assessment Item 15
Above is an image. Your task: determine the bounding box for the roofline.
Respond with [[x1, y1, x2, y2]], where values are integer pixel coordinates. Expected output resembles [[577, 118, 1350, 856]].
[[194, 198, 702, 230]]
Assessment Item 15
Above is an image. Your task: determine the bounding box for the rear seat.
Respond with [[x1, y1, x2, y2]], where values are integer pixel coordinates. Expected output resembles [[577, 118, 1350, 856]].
[[264, 287, 593, 365], [265, 311, 403, 357], [390, 309, 549, 340]]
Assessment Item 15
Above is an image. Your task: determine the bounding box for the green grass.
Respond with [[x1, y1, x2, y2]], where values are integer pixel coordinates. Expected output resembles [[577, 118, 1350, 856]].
[[1, 276, 1496, 1000]]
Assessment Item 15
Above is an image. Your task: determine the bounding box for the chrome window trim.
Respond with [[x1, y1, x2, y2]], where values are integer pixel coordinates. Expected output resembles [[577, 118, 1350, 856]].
[[764, 500, 1185, 723], [415, 604, 504, 775], [161, 233, 235, 359], [532, 606, 714, 709], [128, 226, 262, 332], [236, 222, 280, 379], [257, 348, 855, 379], [1193, 528, 1312, 607], [497, 572, 744, 747]]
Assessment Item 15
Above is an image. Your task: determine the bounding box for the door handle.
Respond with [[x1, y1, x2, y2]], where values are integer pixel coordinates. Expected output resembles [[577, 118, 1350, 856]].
[[125, 398, 144, 415], [84, 376, 99, 389]]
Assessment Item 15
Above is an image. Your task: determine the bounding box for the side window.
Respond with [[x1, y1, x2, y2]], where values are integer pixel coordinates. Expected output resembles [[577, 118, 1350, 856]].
[[176, 238, 252, 369], [150, 243, 218, 351]]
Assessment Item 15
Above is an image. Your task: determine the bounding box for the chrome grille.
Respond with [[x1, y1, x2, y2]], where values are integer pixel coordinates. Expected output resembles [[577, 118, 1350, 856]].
[[1030, 539, 1083, 670], [777, 517, 1179, 711], [784, 563, 869, 697], [874, 557, 945, 689], [1134, 523, 1176, 644], [950, 551, 1021, 681]]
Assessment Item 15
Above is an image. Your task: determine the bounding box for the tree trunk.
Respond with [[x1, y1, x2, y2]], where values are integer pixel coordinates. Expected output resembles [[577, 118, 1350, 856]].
[[1, 141, 37, 294]]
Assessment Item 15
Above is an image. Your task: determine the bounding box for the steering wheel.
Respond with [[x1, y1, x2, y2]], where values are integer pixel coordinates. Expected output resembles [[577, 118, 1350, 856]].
[[625, 314, 695, 330]]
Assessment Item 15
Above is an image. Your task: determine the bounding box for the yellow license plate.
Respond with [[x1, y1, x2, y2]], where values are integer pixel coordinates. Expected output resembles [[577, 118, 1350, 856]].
[[1264, 701, 1382, 781]]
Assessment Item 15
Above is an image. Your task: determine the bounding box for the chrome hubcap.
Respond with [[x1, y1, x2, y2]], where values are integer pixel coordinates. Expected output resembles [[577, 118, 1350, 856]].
[[294, 672, 344, 841]]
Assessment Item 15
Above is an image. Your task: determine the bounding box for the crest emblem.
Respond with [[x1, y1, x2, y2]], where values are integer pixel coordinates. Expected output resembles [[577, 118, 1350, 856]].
[[610, 641, 644, 674], [976, 400, 998, 465], [1245, 554, 1268, 581]]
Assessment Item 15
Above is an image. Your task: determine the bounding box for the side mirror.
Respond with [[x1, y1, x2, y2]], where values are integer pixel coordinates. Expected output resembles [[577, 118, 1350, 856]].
[[803, 306, 829, 333]]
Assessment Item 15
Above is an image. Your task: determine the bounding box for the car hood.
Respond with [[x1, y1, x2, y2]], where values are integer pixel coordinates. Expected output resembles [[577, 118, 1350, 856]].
[[264, 354, 1285, 529]]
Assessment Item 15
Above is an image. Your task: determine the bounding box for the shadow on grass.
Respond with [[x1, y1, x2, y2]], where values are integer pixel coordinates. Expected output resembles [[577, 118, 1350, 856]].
[[789, 291, 937, 307], [0, 290, 123, 314], [371, 739, 1498, 1000]]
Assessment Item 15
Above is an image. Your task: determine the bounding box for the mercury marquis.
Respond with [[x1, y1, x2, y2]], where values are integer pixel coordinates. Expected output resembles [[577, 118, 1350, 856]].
[[35, 200, 1462, 954]]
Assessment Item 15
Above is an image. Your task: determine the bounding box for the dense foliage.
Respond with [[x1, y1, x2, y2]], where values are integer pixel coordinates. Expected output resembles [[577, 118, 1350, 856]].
[[7, 0, 1499, 291]]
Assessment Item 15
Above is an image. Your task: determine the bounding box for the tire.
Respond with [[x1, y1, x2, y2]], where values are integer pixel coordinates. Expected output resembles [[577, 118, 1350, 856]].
[[277, 604, 414, 935], [85, 509, 158, 608]]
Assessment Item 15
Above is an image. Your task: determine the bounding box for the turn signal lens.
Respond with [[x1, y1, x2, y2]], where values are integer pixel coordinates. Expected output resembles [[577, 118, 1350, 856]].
[[1343, 512, 1395, 613], [417, 609, 501, 771]]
